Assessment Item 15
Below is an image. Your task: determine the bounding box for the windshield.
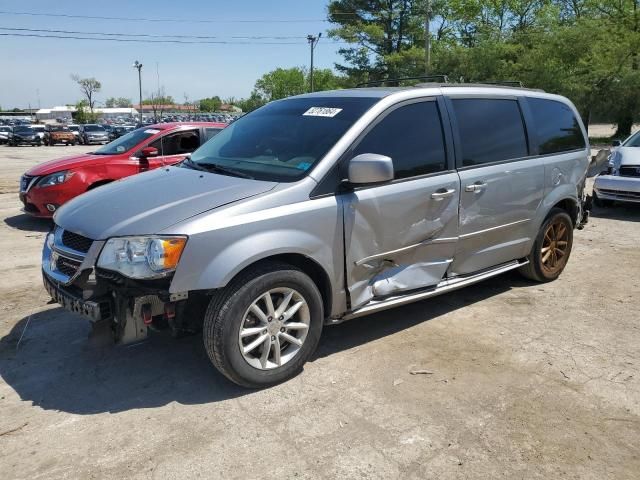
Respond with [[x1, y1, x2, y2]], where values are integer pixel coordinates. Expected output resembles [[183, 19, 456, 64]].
[[93, 127, 159, 155], [15, 127, 34, 133], [84, 125, 104, 132], [189, 97, 377, 182], [49, 125, 69, 131], [624, 131, 640, 147], [30, 125, 44, 131], [0, 127, 11, 132], [68, 125, 79, 131]]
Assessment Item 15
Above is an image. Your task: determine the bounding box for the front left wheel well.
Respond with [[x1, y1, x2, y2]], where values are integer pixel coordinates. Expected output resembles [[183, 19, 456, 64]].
[[87, 180, 113, 191]]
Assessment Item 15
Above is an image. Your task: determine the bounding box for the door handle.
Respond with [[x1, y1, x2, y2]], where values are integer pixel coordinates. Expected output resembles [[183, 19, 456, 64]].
[[465, 182, 487, 193], [430, 188, 456, 200]]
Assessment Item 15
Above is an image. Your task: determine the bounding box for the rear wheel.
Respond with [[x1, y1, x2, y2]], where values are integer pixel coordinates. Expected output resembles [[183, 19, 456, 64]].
[[203, 262, 324, 388], [519, 208, 573, 282]]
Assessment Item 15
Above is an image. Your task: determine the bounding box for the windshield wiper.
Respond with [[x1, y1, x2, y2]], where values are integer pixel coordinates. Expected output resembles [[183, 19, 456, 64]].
[[196, 162, 255, 179], [182, 156, 208, 172]]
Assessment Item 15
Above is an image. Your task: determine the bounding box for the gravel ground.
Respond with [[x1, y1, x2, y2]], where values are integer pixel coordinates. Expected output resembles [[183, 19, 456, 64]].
[[0, 144, 639, 479]]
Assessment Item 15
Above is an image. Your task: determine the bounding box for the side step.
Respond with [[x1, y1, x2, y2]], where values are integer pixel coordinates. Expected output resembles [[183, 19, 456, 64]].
[[340, 259, 528, 321]]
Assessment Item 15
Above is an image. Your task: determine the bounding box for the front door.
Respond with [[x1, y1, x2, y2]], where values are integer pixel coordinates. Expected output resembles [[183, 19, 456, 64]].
[[149, 129, 201, 168], [446, 97, 544, 274], [343, 99, 460, 309]]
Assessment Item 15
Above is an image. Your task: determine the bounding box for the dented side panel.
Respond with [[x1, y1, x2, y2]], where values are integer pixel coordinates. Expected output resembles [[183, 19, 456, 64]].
[[343, 172, 460, 308]]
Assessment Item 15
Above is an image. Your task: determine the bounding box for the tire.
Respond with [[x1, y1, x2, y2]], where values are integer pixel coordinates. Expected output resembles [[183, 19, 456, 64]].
[[519, 208, 574, 283], [593, 190, 613, 208], [203, 261, 324, 388]]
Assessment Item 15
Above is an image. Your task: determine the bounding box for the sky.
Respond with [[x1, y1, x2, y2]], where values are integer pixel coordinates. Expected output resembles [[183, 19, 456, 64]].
[[0, 0, 344, 109]]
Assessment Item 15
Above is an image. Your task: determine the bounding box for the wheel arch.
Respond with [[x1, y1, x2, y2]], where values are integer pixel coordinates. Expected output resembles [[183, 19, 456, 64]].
[[87, 179, 114, 191], [212, 253, 333, 319]]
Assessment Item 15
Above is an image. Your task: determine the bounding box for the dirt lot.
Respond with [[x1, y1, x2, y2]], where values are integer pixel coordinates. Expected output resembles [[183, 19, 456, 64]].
[[0, 144, 639, 479]]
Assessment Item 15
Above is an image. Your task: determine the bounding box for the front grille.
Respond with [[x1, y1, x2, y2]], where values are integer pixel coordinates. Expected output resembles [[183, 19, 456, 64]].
[[619, 166, 640, 178], [598, 188, 640, 199], [61, 230, 93, 253], [56, 256, 82, 277]]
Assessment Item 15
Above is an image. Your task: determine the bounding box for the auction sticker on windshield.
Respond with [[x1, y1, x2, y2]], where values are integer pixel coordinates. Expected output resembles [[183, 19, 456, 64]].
[[144, 129, 160, 134], [303, 107, 342, 118]]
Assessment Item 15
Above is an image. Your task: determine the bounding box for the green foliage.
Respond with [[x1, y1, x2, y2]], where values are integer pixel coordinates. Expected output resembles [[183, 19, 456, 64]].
[[199, 96, 222, 112], [327, 0, 640, 133], [74, 100, 98, 124], [105, 97, 132, 108]]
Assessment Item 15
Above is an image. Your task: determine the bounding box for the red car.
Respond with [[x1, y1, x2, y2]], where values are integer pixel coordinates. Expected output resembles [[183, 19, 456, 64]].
[[19, 122, 227, 218]]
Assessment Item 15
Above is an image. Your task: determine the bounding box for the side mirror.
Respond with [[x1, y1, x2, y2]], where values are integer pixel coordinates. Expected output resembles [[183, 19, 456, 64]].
[[140, 146, 158, 158], [347, 153, 394, 185], [612, 139, 622, 147]]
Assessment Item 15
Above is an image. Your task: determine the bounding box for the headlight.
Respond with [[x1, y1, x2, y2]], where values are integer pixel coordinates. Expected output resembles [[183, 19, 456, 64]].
[[97, 236, 187, 279], [38, 171, 74, 187]]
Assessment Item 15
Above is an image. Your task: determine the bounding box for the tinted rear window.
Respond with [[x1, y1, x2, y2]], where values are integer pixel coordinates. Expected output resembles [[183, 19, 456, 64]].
[[528, 98, 586, 154], [452, 99, 528, 166]]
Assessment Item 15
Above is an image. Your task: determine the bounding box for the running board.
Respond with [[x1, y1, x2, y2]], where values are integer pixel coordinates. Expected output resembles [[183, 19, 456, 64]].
[[340, 259, 528, 321]]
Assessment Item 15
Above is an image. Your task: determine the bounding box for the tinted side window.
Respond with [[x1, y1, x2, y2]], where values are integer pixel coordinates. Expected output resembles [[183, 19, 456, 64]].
[[150, 130, 200, 155], [205, 127, 223, 141], [528, 98, 586, 154], [452, 99, 528, 166], [353, 101, 446, 179]]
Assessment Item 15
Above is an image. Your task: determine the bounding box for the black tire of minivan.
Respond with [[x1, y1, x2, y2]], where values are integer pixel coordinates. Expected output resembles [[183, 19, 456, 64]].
[[202, 261, 324, 388], [519, 208, 574, 283]]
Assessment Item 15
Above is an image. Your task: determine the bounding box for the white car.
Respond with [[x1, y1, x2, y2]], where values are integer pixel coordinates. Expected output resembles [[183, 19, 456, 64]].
[[29, 124, 45, 141], [0, 126, 11, 144], [68, 124, 80, 142], [593, 131, 640, 206]]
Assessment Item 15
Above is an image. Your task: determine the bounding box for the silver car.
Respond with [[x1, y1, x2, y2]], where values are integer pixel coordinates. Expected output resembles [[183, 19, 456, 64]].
[[42, 85, 590, 387], [593, 131, 640, 206]]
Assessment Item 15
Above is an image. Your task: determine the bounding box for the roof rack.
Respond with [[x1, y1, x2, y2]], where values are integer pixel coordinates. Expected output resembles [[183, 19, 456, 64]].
[[356, 75, 449, 87], [355, 76, 540, 91]]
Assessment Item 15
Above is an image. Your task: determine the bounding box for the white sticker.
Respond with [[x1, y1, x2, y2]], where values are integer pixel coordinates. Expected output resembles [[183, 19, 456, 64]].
[[144, 129, 160, 134], [303, 107, 343, 118]]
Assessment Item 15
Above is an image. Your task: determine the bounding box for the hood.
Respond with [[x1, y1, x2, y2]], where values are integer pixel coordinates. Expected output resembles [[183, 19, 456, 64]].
[[27, 152, 110, 175], [613, 147, 640, 167], [54, 166, 277, 239]]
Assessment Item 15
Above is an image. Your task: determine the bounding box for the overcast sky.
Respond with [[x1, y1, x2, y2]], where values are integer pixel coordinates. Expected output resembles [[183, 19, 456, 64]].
[[0, 0, 343, 109]]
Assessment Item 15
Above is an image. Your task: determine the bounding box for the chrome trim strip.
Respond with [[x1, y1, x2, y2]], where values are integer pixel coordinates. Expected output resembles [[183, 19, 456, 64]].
[[341, 259, 527, 321], [459, 219, 530, 239], [355, 237, 458, 267]]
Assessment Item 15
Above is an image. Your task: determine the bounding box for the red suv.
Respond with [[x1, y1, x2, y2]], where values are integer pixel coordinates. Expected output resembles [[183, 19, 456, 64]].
[[19, 122, 227, 218]]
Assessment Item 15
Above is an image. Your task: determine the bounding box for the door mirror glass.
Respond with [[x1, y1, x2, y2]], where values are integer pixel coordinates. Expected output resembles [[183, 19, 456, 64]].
[[140, 146, 158, 158], [348, 153, 394, 185], [612, 139, 622, 147]]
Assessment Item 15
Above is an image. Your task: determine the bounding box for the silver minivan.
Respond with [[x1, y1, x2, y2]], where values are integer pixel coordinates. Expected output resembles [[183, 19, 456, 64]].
[[42, 85, 590, 387]]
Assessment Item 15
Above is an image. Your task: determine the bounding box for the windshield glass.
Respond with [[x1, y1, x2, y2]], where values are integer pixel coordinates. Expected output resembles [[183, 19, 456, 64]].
[[49, 125, 69, 131], [15, 127, 34, 133], [93, 127, 159, 154], [624, 131, 640, 147], [0, 127, 11, 132], [189, 97, 378, 182], [68, 125, 79, 131], [84, 125, 104, 132]]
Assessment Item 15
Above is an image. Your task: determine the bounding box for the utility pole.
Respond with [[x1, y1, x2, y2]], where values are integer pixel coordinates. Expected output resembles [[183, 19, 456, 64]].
[[133, 60, 143, 124], [307, 33, 322, 92], [425, 0, 431, 75]]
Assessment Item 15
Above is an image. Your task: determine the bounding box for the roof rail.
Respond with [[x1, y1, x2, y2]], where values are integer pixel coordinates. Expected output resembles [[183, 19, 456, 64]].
[[476, 81, 524, 88], [356, 75, 449, 87]]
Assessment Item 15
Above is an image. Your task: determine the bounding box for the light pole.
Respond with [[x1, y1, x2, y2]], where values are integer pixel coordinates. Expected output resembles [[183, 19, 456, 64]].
[[307, 33, 321, 93], [133, 60, 143, 124]]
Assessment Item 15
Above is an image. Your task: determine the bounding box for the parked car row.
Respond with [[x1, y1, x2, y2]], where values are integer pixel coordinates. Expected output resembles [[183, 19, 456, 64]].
[[32, 85, 591, 388]]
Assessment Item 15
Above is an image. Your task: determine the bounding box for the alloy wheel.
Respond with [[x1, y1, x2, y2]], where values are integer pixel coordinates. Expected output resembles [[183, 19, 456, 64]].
[[238, 287, 310, 370], [541, 220, 569, 275]]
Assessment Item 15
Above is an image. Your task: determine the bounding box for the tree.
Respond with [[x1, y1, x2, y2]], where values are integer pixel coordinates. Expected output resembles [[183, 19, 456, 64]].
[[236, 91, 267, 113], [105, 97, 132, 108], [74, 100, 98, 124], [255, 67, 307, 101], [199, 96, 222, 112], [143, 87, 174, 121], [71, 74, 101, 112]]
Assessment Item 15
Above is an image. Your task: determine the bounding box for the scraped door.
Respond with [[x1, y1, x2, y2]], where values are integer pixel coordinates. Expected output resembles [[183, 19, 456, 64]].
[[343, 99, 460, 309]]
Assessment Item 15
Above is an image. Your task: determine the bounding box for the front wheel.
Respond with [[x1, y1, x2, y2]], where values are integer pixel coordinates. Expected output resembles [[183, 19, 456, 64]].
[[519, 208, 574, 283], [203, 262, 324, 388]]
